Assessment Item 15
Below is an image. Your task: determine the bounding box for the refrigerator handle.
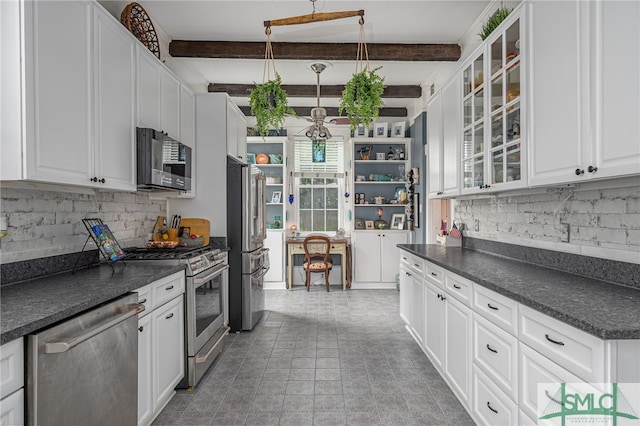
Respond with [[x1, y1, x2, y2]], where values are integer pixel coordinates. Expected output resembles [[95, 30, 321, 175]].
[[257, 173, 267, 241]]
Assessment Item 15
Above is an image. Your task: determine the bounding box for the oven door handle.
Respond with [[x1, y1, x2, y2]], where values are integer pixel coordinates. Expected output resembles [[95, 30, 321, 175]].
[[192, 265, 229, 286]]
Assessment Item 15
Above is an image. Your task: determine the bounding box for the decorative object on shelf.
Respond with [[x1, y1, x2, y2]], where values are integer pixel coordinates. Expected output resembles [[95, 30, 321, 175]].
[[387, 146, 394, 159], [355, 217, 365, 229], [268, 154, 282, 164], [392, 121, 406, 137], [247, 153, 256, 164], [374, 196, 386, 205], [120, 2, 160, 59], [336, 228, 345, 238], [376, 152, 385, 160], [256, 153, 270, 164], [271, 191, 282, 204], [374, 207, 388, 229], [374, 122, 389, 138], [365, 220, 375, 230], [390, 213, 405, 230], [369, 173, 393, 182], [394, 186, 408, 203], [273, 215, 282, 228], [479, 6, 512, 40], [357, 124, 366, 136], [357, 145, 373, 160]]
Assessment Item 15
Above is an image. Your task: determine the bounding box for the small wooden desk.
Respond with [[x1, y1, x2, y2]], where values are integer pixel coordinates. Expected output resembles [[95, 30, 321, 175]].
[[286, 237, 352, 290]]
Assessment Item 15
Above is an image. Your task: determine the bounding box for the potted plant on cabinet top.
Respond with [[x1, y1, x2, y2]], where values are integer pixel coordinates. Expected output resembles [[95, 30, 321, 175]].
[[338, 66, 385, 134], [248, 73, 296, 137], [479, 6, 512, 40]]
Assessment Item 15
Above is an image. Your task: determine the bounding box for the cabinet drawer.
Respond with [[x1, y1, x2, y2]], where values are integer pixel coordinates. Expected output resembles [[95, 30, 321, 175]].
[[473, 285, 518, 336], [409, 257, 424, 276], [473, 314, 518, 402], [445, 272, 473, 307], [519, 342, 598, 422], [134, 284, 153, 316], [153, 271, 185, 307], [424, 261, 444, 286], [0, 387, 24, 426], [472, 365, 518, 426], [0, 338, 23, 399], [519, 305, 604, 383], [400, 252, 412, 268]]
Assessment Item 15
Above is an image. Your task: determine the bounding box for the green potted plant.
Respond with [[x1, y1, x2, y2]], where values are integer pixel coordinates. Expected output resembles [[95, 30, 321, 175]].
[[338, 66, 385, 133], [248, 73, 296, 137], [479, 6, 512, 40]]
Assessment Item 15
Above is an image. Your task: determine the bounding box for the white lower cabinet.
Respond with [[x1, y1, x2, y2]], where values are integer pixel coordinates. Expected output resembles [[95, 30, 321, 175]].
[[472, 365, 518, 426], [444, 294, 472, 407], [399, 262, 424, 346], [264, 230, 284, 286], [424, 279, 445, 372], [354, 231, 408, 285], [399, 264, 412, 327], [0, 338, 24, 426], [136, 272, 185, 426]]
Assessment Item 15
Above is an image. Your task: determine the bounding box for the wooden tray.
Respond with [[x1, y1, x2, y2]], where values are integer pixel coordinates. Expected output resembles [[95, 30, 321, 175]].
[[178, 218, 210, 246]]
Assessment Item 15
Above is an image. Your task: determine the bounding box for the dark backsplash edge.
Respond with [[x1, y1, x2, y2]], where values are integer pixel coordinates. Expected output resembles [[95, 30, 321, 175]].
[[463, 237, 640, 289]]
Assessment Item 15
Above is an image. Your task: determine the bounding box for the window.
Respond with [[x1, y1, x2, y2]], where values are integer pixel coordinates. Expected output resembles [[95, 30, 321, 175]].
[[294, 137, 345, 233]]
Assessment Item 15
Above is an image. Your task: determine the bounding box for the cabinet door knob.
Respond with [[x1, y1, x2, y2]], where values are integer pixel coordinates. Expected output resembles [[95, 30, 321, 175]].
[[575, 168, 585, 175], [138, 326, 144, 332], [588, 165, 598, 173], [90, 177, 98, 182], [99, 178, 105, 184]]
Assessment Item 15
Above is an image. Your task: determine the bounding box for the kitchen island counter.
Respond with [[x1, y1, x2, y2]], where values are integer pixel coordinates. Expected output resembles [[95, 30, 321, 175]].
[[0, 263, 185, 344], [398, 244, 640, 340]]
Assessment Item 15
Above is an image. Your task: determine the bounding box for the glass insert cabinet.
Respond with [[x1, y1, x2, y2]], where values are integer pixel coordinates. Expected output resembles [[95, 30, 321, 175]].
[[461, 10, 523, 193]]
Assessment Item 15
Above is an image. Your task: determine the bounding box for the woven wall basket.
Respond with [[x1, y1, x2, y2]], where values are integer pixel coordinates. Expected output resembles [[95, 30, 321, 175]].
[[121, 2, 160, 60]]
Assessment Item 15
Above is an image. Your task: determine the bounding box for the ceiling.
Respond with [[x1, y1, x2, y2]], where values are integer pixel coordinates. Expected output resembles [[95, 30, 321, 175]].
[[99, 0, 492, 112]]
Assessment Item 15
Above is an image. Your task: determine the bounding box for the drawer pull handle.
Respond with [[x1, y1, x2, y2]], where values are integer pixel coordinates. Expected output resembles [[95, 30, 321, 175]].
[[487, 303, 499, 310], [545, 334, 565, 346], [487, 402, 498, 414], [431, 272, 438, 277], [545, 389, 563, 406], [405, 272, 412, 276], [165, 285, 174, 291], [139, 298, 147, 304], [166, 313, 174, 319], [486, 344, 497, 354], [414, 263, 420, 268], [453, 284, 461, 290]]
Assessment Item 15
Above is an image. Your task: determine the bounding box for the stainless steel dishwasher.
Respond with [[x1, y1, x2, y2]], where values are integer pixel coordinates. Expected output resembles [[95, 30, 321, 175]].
[[27, 293, 144, 425]]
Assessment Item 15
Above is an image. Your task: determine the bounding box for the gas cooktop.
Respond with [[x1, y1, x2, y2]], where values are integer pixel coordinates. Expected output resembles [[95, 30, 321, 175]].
[[123, 246, 226, 276]]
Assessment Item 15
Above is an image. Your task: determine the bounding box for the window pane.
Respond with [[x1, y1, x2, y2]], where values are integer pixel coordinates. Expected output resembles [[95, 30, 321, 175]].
[[326, 188, 338, 209], [326, 178, 336, 185], [326, 211, 338, 231], [313, 188, 325, 209], [313, 213, 325, 231], [300, 210, 312, 232], [300, 188, 311, 209], [312, 178, 324, 185], [300, 178, 312, 185]]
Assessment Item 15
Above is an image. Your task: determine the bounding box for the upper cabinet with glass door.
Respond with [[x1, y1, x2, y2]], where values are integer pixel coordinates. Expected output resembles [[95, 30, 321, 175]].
[[461, 8, 524, 194]]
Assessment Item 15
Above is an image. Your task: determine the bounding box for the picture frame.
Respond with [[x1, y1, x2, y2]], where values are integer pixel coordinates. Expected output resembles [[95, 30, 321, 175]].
[[246, 153, 256, 164], [392, 121, 406, 137], [390, 213, 405, 230], [365, 220, 375, 230], [357, 123, 366, 136], [374, 122, 388, 138], [271, 191, 281, 204]]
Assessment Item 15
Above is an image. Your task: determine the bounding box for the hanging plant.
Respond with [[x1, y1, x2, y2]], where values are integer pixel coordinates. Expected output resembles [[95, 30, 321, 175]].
[[479, 6, 512, 41], [339, 66, 385, 132], [248, 74, 295, 138]]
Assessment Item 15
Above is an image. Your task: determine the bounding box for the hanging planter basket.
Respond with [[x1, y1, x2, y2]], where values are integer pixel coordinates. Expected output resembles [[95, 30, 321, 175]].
[[248, 29, 295, 137], [338, 17, 385, 133]]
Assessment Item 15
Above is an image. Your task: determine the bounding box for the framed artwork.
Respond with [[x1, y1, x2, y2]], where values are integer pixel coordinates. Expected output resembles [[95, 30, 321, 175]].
[[246, 153, 256, 164], [390, 213, 405, 230], [271, 191, 282, 204], [392, 121, 406, 137], [357, 123, 366, 136], [365, 220, 375, 230], [374, 122, 388, 138], [312, 140, 326, 163]]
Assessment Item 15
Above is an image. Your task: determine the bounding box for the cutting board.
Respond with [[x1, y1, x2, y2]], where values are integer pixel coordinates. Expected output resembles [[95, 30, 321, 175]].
[[179, 218, 210, 246], [152, 216, 166, 242]]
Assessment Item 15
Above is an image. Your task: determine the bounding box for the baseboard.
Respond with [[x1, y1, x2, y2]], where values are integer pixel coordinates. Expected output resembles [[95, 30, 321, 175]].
[[350, 282, 397, 290], [263, 281, 286, 290]]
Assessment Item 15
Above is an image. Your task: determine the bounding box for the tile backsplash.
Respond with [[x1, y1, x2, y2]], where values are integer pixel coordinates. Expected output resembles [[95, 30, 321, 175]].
[[455, 184, 640, 262], [0, 184, 166, 263]]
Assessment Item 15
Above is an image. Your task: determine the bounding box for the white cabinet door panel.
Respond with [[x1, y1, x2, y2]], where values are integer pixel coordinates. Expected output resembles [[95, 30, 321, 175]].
[[137, 314, 153, 426], [380, 232, 407, 283], [264, 230, 284, 282], [354, 232, 380, 283], [441, 75, 460, 195], [161, 71, 181, 140], [444, 295, 472, 407], [427, 94, 442, 197], [137, 47, 161, 131], [153, 296, 184, 410]]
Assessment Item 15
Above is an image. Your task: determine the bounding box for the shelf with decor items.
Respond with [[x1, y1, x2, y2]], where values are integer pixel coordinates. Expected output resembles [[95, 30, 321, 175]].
[[460, 7, 524, 195], [247, 136, 287, 230], [351, 137, 411, 230]]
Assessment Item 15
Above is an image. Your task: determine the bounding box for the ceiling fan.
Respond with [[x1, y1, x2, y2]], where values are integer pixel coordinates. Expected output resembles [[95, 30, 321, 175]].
[[301, 62, 350, 140]]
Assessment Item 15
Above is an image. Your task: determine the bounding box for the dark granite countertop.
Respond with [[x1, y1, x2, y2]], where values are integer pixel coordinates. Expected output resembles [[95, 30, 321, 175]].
[[0, 263, 185, 344], [398, 244, 640, 340]]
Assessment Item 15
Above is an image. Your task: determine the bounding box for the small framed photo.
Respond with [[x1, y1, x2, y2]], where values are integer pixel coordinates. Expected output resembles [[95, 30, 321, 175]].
[[374, 122, 388, 138], [357, 123, 366, 136], [246, 153, 256, 164], [390, 213, 405, 230], [392, 121, 406, 137], [271, 191, 282, 204], [365, 220, 375, 230]]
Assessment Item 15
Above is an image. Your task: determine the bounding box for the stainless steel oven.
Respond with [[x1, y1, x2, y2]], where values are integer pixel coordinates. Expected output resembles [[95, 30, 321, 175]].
[[185, 256, 229, 388]]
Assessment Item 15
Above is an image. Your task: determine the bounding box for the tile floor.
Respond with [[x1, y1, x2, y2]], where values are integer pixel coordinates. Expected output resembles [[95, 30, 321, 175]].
[[152, 286, 475, 425]]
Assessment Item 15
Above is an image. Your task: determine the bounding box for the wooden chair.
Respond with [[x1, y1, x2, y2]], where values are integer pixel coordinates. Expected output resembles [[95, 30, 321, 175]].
[[302, 235, 333, 292]]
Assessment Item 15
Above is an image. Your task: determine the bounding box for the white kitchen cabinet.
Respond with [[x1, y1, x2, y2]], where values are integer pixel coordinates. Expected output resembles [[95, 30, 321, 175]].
[[399, 264, 412, 327], [353, 231, 408, 286], [428, 75, 460, 199], [161, 70, 181, 141], [0, 338, 24, 426], [424, 279, 445, 372], [264, 230, 284, 287], [444, 293, 472, 408], [1, 0, 137, 190], [137, 46, 162, 132], [135, 271, 185, 426], [409, 274, 425, 347], [528, 0, 640, 187], [472, 365, 518, 426], [226, 98, 248, 162], [180, 86, 195, 149]]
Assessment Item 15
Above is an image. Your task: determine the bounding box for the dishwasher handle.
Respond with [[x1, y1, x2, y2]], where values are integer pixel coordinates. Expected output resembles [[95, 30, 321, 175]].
[[44, 303, 145, 354]]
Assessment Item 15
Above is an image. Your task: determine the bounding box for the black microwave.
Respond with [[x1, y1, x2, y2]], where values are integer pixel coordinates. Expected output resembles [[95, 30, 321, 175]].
[[137, 128, 192, 191]]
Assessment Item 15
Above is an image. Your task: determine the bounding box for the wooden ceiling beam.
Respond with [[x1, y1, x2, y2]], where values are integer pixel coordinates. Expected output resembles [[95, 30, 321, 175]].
[[169, 40, 460, 62], [238, 106, 407, 118], [209, 83, 421, 98]]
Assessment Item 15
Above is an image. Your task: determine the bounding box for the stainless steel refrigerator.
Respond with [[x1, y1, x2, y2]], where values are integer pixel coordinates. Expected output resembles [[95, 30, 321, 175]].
[[227, 157, 269, 331]]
